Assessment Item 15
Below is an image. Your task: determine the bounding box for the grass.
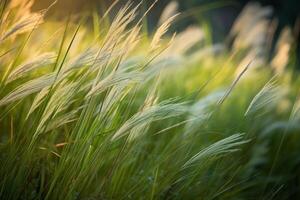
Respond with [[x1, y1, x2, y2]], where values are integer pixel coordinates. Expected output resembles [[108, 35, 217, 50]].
[[0, 0, 300, 199]]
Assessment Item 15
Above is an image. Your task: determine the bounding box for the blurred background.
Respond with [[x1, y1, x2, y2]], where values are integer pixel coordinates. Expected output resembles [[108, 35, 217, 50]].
[[31, 0, 299, 65], [1, 1, 300, 198], [31, 0, 300, 33]]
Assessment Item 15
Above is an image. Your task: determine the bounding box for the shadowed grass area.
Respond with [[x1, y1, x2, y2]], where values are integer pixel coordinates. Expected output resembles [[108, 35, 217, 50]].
[[0, 0, 299, 199]]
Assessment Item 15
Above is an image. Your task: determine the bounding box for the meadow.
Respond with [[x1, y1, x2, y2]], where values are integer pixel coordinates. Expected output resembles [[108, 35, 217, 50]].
[[0, 0, 299, 199]]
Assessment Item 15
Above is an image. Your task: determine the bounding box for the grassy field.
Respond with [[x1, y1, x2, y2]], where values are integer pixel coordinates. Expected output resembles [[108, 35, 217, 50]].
[[0, 0, 300, 199]]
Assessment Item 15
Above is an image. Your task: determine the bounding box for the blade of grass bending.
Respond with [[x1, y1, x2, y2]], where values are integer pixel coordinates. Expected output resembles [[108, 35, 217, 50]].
[[31, 20, 81, 145], [244, 76, 279, 116], [0, 10, 44, 87], [217, 60, 252, 105], [182, 133, 248, 169]]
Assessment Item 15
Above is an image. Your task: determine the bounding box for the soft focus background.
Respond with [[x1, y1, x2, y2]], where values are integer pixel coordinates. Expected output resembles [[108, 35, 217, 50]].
[[1, 0, 300, 199], [31, 0, 300, 66]]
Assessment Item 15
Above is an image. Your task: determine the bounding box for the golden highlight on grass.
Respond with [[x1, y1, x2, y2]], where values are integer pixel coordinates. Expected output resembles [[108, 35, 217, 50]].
[[0, 1, 299, 199]]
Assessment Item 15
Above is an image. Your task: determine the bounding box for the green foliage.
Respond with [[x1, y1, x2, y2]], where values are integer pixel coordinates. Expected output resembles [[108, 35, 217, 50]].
[[0, 1, 299, 200]]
